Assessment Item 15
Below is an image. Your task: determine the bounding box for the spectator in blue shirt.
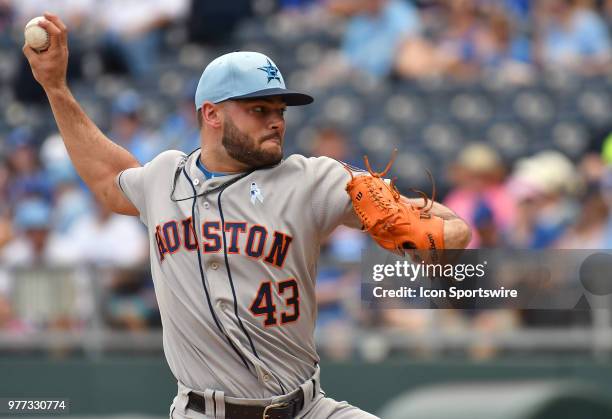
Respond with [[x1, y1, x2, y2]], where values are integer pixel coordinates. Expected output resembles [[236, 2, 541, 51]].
[[536, 0, 612, 75], [109, 91, 165, 165], [5, 128, 53, 204], [339, 0, 421, 77]]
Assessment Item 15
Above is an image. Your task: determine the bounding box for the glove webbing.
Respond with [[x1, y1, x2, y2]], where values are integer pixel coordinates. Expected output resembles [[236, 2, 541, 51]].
[[343, 149, 437, 221]]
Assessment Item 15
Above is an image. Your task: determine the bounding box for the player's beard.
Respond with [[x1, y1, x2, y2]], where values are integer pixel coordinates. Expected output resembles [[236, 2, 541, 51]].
[[222, 119, 283, 168]]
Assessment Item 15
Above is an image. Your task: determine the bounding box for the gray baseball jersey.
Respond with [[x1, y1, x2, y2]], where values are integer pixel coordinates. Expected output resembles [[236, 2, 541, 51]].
[[116, 149, 360, 398]]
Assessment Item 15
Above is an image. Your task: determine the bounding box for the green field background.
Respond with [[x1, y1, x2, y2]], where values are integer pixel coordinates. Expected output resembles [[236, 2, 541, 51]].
[[1, 357, 612, 416]]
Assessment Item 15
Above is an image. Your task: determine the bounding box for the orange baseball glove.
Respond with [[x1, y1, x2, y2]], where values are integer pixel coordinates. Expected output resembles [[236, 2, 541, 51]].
[[345, 152, 445, 260]]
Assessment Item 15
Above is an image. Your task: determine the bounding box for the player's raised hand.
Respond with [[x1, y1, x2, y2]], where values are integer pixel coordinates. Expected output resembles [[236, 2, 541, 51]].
[[22, 12, 69, 91]]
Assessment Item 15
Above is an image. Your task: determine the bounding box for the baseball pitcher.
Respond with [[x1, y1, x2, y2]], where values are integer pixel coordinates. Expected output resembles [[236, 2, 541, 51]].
[[24, 13, 471, 419]]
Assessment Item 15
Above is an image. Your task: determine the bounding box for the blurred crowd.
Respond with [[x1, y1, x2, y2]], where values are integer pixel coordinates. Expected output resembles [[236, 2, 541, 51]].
[[1, 0, 612, 359], [282, 0, 612, 85]]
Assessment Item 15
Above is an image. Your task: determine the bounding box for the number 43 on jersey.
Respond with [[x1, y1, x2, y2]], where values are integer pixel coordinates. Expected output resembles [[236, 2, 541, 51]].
[[250, 279, 299, 327]]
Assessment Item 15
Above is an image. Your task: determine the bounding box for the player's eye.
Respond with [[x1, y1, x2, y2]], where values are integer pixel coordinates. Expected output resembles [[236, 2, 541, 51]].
[[251, 106, 285, 117]]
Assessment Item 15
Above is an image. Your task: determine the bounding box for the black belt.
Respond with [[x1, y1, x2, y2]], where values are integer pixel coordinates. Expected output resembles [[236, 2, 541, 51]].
[[187, 389, 304, 419]]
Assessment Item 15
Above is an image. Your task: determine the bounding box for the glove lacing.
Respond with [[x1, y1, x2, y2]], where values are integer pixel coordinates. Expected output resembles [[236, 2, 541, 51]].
[[343, 149, 436, 220]]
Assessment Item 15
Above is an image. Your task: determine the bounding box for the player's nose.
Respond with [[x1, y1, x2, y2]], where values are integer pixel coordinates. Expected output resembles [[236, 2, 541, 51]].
[[268, 119, 283, 133], [267, 111, 285, 131]]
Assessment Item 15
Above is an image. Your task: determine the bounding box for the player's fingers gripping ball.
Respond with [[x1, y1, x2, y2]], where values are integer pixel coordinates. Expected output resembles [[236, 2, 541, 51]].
[[24, 16, 50, 52], [344, 151, 445, 261]]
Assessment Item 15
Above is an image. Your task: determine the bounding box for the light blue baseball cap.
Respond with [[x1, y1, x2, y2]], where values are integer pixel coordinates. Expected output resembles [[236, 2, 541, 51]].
[[195, 51, 313, 110]]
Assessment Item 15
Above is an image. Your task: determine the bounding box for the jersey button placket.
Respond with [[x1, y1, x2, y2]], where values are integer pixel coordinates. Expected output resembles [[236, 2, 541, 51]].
[[210, 262, 219, 270]]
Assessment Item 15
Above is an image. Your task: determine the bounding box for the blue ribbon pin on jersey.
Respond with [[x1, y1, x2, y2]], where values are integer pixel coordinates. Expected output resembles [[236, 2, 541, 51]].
[[250, 182, 264, 204]]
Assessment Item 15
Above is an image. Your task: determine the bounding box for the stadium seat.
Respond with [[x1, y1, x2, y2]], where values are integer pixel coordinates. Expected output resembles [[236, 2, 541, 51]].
[[513, 90, 556, 126], [577, 90, 612, 126], [384, 94, 428, 127], [421, 122, 464, 159], [486, 121, 529, 160], [551, 121, 590, 158], [358, 124, 399, 155], [449, 93, 492, 126], [323, 94, 365, 126]]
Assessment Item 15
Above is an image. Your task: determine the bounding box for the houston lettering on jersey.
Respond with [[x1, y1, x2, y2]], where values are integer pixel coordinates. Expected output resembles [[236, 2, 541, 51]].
[[154, 218, 293, 269]]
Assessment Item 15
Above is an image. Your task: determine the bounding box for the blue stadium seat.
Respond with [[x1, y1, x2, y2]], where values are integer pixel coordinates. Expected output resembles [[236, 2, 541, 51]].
[[421, 122, 465, 161], [513, 89, 556, 126], [322, 93, 366, 127], [384, 94, 428, 127], [486, 121, 530, 160], [577, 89, 612, 127], [449, 93, 493, 127], [551, 120, 590, 158], [357, 124, 400, 156]]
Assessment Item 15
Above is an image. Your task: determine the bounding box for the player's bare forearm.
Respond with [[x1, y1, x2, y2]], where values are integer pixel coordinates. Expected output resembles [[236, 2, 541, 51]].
[[402, 196, 471, 249], [45, 86, 140, 214], [22, 12, 139, 216]]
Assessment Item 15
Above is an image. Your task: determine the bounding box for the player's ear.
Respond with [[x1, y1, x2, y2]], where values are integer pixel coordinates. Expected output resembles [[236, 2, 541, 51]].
[[201, 102, 223, 129]]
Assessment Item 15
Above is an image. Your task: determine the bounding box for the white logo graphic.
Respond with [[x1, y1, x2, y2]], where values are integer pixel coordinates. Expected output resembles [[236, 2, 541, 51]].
[[250, 182, 264, 204]]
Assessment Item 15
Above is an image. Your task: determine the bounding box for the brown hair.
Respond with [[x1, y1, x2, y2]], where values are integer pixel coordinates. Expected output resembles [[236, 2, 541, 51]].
[[196, 108, 202, 129]]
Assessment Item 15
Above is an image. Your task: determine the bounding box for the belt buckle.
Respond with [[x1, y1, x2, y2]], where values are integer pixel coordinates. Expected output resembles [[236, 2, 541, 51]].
[[262, 401, 288, 419]]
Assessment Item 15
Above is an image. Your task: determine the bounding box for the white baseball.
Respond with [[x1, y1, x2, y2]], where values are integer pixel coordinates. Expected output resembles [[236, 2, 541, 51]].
[[24, 17, 50, 52]]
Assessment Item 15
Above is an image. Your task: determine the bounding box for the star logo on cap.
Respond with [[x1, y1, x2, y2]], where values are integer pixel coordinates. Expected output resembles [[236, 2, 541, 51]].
[[258, 59, 281, 83]]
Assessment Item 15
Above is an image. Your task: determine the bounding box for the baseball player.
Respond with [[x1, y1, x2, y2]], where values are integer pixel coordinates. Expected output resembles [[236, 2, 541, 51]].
[[24, 13, 471, 419]]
